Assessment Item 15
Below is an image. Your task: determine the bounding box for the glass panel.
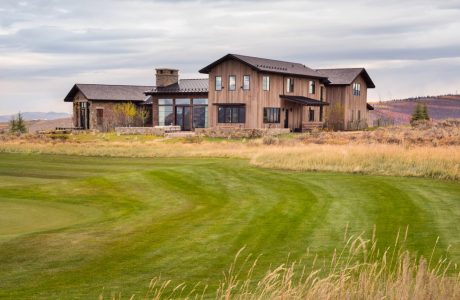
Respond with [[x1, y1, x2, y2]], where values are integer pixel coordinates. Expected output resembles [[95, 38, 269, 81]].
[[218, 107, 225, 123], [215, 76, 222, 91], [263, 76, 270, 91], [193, 106, 208, 128], [229, 76, 236, 91], [158, 106, 174, 126], [175, 98, 190, 105], [243, 75, 250, 90], [183, 106, 191, 131], [176, 106, 183, 128], [159, 99, 173, 105], [225, 107, 232, 123], [193, 98, 208, 105]]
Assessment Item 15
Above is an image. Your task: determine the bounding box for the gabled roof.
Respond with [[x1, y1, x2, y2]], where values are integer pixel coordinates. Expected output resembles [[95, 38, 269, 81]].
[[315, 68, 375, 88], [64, 84, 154, 102], [199, 54, 329, 81], [280, 95, 329, 106], [145, 79, 208, 95]]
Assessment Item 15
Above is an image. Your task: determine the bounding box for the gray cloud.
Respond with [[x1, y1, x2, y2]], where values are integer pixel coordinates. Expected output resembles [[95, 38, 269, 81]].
[[0, 0, 459, 114]]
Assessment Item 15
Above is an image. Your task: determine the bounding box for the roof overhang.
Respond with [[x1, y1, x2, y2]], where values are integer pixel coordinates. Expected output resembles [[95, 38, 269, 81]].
[[212, 103, 246, 106], [280, 95, 329, 106], [367, 103, 375, 110]]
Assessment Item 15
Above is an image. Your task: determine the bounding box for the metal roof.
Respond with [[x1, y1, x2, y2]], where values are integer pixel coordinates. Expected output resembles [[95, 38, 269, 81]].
[[199, 54, 329, 81], [315, 68, 376, 88], [64, 84, 154, 102], [145, 79, 208, 94], [280, 95, 329, 106]]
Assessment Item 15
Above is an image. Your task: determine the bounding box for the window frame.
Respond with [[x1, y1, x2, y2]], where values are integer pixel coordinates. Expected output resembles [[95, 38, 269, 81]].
[[308, 108, 315, 122], [262, 75, 270, 91], [263, 107, 280, 124], [215, 76, 222, 91], [243, 75, 250, 90], [228, 75, 236, 91], [287, 78, 295, 93], [217, 105, 246, 123]]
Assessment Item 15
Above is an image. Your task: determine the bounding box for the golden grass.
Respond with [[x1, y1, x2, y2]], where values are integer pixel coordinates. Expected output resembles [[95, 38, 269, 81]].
[[1, 136, 459, 180], [103, 230, 460, 300]]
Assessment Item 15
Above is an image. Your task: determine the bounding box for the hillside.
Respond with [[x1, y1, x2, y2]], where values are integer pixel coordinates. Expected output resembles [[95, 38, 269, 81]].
[[0, 112, 70, 122], [369, 95, 460, 125]]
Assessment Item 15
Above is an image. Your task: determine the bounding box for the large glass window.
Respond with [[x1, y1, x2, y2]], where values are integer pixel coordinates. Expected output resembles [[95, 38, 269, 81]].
[[217, 106, 245, 123], [263, 76, 270, 91], [193, 106, 208, 128], [175, 98, 191, 105], [308, 108, 315, 122], [229, 75, 236, 91], [158, 98, 174, 126], [309, 81, 316, 94], [193, 98, 208, 105], [243, 75, 250, 90], [263, 108, 280, 123], [215, 76, 222, 91]]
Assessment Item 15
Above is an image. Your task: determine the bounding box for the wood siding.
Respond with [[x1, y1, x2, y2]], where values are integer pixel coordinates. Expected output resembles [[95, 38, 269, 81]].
[[207, 59, 323, 130]]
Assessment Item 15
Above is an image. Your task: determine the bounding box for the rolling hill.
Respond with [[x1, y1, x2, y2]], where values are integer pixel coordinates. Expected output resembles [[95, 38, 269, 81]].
[[369, 95, 460, 125]]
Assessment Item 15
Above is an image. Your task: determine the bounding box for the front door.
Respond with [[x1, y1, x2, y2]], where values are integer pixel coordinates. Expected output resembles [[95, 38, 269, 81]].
[[284, 109, 289, 128], [175, 106, 191, 131]]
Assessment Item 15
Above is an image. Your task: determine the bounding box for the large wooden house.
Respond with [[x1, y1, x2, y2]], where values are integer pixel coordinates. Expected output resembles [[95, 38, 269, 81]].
[[64, 53, 375, 131]]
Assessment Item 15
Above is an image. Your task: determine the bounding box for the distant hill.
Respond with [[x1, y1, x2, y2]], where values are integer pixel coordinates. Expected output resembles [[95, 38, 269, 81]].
[[369, 95, 460, 125], [0, 112, 71, 122]]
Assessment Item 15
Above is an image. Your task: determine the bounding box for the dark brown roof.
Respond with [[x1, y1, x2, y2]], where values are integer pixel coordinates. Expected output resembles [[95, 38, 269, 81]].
[[145, 79, 208, 94], [64, 84, 153, 102], [315, 68, 375, 88], [367, 103, 375, 110], [199, 54, 329, 81], [280, 95, 329, 106]]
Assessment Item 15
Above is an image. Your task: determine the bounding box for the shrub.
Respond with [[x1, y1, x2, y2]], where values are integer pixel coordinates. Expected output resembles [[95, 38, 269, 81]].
[[9, 112, 27, 134]]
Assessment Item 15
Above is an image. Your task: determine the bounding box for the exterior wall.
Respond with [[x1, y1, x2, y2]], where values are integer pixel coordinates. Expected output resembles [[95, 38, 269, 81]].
[[207, 59, 323, 130], [325, 74, 369, 130]]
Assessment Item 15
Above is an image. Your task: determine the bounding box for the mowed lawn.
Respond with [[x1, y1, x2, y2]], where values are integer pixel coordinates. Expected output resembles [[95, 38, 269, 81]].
[[0, 153, 459, 299]]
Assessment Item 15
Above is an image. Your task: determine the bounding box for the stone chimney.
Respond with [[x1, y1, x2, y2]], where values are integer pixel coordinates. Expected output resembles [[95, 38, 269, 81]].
[[155, 68, 179, 87]]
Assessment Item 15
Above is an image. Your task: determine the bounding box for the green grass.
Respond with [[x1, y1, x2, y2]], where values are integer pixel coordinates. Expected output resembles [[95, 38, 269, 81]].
[[0, 153, 459, 299]]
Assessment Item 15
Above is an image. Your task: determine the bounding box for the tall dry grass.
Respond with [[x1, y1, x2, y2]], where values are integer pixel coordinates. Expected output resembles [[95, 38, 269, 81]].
[[1, 137, 459, 180], [103, 230, 460, 300]]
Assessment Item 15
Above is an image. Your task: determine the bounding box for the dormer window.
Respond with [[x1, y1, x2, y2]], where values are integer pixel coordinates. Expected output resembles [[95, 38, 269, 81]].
[[353, 83, 361, 96], [286, 78, 294, 93]]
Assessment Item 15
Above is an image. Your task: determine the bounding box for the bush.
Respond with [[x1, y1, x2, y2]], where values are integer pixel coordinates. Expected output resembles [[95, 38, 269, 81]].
[[9, 112, 27, 134]]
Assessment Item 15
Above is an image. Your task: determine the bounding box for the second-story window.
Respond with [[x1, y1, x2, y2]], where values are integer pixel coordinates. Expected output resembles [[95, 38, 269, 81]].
[[320, 86, 325, 101], [309, 80, 316, 94], [263, 75, 270, 91], [286, 78, 294, 93], [353, 83, 361, 96], [243, 75, 250, 90], [229, 75, 236, 91], [215, 76, 222, 91]]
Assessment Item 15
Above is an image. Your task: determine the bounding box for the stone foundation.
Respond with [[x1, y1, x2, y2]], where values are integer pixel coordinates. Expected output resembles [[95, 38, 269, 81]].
[[195, 127, 290, 138], [115, 126, 180, 135]]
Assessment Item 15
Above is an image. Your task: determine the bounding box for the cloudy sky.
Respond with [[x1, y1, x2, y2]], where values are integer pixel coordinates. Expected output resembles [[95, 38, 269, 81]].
[[0, 0, 459, 114]]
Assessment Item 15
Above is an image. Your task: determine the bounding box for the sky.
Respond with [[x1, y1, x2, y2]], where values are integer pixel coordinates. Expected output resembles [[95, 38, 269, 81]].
[[0, 0, 459, 114]]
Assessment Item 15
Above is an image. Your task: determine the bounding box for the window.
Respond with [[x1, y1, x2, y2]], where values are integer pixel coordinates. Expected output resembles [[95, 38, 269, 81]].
[[287, 78, 294, 93], [309, 81, 316, 94], [263, 108, 280, 123], [308, 108, 315, 122], [215, 76, 222, 91], [193, 106, 208, 128], [350, 110, 355, 122], [262, 76, 270, 91], [353, 83, 361, 96], [358, 110, 361, 121], [320, 86, 325, 101], [243, 75, 250, 90], [96, 108, 103, 126], [158, 98, 174, 126], [193, 98, 208, 105], [229, 75, 236, 91], [175, 98, 191, 105], [217, 106, 245, 123]]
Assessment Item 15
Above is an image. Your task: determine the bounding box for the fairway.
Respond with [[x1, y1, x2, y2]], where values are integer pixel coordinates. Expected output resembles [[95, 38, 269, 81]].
[[0, 153, 459, 299]]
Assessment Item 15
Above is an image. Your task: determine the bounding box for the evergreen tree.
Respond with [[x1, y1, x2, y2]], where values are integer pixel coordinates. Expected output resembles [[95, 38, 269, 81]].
[[411, 103, 423, 123], [9, 112, 27, 134], [420, 104, 429, 120]]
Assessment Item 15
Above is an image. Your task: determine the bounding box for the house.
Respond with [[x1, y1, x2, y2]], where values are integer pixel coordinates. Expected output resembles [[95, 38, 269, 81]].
[[64, 53, 375, 132], [64, 84, 154, 130]]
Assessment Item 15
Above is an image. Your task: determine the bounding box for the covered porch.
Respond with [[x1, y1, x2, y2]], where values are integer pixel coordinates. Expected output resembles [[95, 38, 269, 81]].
[[280, 95, 329, 132]]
